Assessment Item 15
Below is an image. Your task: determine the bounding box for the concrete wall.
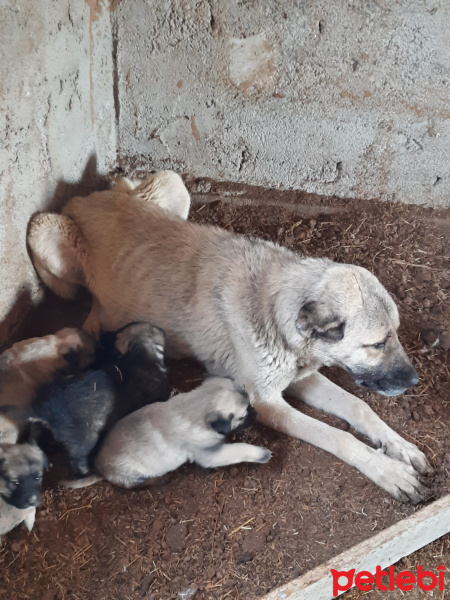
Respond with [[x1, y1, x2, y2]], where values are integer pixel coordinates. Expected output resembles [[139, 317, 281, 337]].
[[114, 0, 450, 207], [1, 0, 449, 343], [0, 0, 115, 345]]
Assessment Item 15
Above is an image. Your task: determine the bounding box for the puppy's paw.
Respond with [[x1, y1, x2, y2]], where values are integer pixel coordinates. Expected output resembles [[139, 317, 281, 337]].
[[366, 450, 431, 504], [254, 447, 272, 464], [376, 431, 433, 475]]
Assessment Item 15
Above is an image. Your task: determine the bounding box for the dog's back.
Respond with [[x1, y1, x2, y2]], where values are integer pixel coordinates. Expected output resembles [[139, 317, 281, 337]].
[[63, 193, 301, 376]]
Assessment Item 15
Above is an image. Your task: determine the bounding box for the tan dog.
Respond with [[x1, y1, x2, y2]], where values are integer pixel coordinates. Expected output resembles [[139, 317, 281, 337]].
[[27, 171, 431, 502], [65, 377, 270, 490], [0, 329, 95, 443], [0, 441, 46, 539]]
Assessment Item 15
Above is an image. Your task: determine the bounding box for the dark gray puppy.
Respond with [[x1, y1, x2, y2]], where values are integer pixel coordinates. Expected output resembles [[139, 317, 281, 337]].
[[2, 323, 170, 478]]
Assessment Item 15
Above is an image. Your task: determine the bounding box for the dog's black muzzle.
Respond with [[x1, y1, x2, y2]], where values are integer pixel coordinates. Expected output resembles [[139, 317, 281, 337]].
[[350, 362, 419, 397], [3, 474, 42, 509], [233, 405, 257, 433]]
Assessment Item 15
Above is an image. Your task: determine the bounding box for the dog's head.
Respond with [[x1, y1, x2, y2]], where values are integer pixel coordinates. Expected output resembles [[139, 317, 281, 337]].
[[0, 441, 46, 509], [203, 377, 257, 435], [100, 322, 166, 365], [296, 264, 418, 397], [56, 328, 96, 371]]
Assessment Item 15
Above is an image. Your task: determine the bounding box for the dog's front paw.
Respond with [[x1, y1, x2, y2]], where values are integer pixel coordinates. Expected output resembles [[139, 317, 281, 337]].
[[254, 447, 272, 463], [376, 431, 433, 475], [366, 450, 431, 504]]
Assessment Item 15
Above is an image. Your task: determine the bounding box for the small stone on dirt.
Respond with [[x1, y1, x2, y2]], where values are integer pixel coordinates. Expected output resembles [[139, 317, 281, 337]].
[[236, 552, 254, 564], [166, 522, 188, 553], [439, 331, 450, 349], [420, 327, 439, 345], [140, 573, 155, 596], [242, 530, 266, 553], [41, 591, 58, 600]]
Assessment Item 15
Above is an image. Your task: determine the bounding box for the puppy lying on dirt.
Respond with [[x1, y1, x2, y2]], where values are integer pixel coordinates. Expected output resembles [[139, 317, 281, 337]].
[[0, 329, 95, 443], [1, 323, 170, 478], [0, 439, 47, 538], [27, 171, 432, 502], [65, 377, 271, 489]]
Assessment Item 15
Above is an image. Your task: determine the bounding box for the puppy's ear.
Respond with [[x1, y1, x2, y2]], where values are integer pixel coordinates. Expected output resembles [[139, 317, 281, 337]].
[[297, 301, 345, 342], [98, 331, 118, 353], [20, 421, 42, 446], [205, 411, 234, 435]]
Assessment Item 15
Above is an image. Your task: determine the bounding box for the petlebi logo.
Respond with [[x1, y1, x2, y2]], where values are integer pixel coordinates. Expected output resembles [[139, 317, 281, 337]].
[[330, 564, 445, 596]]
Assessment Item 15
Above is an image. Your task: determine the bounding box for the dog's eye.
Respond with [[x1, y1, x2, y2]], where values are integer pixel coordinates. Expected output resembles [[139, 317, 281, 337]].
[[372, 342, 386, 350]]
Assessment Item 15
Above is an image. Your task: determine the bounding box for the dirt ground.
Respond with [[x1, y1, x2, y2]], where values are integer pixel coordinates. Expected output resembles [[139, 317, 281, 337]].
[[0, 179, 449, 600]]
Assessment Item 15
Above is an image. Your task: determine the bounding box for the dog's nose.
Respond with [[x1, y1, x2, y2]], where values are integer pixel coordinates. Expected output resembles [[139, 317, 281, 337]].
[[30, 493, 40, 506], [402, 364, 419, 387], [409, 367, 419, 387], [246, 405, 257, 422]]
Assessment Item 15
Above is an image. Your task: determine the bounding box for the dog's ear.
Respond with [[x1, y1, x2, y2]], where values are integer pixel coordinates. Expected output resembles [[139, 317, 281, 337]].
[[205, 411, 234, 435], [42, 452, 49, 472], [297, 301, 345, 342], [19, 421, 42, 446]]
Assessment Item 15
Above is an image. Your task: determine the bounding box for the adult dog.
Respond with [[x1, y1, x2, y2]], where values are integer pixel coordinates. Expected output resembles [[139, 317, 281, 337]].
[[27, 171, 431, 502]]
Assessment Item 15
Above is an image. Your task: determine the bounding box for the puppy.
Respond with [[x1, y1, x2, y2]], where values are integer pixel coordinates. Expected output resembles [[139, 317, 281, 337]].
[[2, 323, 170, 478], [0, 328, 95, 443], [27, 171, 431, 502], [0, 439, 47, 538], [66, 377, 271, 489]]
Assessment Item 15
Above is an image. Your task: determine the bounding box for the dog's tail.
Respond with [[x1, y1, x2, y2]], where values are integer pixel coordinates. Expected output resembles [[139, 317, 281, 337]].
[[61, 475, 103, 489], [27, 213, 88, 300], [131, 171, 191, 221]]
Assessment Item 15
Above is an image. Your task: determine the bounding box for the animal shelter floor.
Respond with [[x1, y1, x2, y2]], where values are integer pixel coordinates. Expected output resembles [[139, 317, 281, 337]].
[[1, 180, 449, 600]]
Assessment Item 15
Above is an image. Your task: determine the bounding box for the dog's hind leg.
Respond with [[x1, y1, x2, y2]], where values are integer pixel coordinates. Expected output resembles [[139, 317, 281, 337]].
[[195, 443, 272, 468], [287, 372, 432, 475], [27, 213, 87, 299], [254, 394, 430, 503], [131, 171, 191, 220]]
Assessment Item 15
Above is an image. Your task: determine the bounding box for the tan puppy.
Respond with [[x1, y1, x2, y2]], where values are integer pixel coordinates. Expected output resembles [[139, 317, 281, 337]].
[[65, 377, 270, 489], [0, 441, 46, 539], [27, 171, 431, 502], [0, 329, 95, 443]]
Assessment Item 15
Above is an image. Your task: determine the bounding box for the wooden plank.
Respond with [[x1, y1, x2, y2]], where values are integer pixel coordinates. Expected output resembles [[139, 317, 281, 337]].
[[260, 494, 450, 600]]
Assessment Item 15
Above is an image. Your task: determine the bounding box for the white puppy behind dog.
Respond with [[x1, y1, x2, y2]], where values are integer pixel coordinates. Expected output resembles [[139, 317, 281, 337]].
[[65, 377, 271, 489]]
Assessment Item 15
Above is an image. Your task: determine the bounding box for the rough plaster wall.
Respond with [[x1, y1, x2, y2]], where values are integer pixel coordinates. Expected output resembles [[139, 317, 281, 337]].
[[0, 0, 115, 346], [114, 0, 450, 207]]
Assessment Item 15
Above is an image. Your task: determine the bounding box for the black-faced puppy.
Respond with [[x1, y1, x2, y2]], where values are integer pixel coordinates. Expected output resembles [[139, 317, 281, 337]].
[[24, 323, 169, 478], [66, 377, 271, 489], [0, 439, 47, 537]]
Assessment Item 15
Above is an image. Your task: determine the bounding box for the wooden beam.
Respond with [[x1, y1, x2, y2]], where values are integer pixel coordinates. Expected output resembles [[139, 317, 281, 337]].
[[261, 494, 450, 600]]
